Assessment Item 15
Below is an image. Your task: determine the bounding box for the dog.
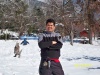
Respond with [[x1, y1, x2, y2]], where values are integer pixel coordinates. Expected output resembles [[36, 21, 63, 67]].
[[14, 42, 22, 58]]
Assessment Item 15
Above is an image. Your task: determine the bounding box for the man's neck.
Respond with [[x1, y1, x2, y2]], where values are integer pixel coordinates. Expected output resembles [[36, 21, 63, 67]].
[[45, 31, 55, 34]]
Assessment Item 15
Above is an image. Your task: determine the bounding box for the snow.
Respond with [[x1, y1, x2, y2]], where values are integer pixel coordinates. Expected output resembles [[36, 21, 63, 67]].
[[0, 39, 100, 75]]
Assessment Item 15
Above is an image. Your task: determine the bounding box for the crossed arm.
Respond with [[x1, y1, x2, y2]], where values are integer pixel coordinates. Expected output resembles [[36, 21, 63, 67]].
[[38, 40, 62, 49]]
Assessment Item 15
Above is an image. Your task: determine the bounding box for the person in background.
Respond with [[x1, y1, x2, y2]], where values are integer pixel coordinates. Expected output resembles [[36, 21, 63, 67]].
[[38, 18, 64, 75], [21, 38, 29, 45]]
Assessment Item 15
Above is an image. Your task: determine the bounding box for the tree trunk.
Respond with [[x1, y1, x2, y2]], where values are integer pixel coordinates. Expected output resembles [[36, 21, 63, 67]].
[[70, 31, 73, 45], [88, 25, 92, 44], [70, 22, 73, 46], [86, 0, 93, 44]]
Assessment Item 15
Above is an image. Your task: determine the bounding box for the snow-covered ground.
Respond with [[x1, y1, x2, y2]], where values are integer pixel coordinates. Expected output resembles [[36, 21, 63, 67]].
[[0, 39, 100, 75]]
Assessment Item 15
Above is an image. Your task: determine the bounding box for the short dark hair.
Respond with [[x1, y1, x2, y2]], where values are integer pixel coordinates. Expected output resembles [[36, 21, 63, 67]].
[[46, 18, 55, 26]]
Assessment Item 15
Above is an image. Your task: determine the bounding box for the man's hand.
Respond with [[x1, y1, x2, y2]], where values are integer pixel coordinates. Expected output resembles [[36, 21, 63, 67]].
[[52, 41, 57, 45]]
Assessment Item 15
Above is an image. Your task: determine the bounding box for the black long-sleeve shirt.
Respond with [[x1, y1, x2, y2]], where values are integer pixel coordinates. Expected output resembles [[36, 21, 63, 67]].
[[38, 31, 63, 59]]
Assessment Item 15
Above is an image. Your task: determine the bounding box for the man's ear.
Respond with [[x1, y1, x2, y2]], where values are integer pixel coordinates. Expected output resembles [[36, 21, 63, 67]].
[[54, 26, 56, 29]]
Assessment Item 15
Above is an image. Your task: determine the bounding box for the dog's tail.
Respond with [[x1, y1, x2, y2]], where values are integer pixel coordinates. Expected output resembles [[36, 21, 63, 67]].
[[18, 49, 22, 58], [19, 49, 22, 54]]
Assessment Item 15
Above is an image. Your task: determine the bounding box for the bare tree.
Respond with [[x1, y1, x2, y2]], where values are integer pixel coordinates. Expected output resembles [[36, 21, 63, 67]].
[[0, 0, 29, 37], [83, 0, 100, 44]]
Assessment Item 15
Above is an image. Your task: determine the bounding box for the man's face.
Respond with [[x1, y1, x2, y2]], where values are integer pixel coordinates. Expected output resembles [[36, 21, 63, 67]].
[[46, 22, 55, 32]]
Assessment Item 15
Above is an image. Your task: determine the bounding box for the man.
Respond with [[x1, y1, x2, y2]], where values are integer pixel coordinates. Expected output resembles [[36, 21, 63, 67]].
[[38, 19, 64, 75]]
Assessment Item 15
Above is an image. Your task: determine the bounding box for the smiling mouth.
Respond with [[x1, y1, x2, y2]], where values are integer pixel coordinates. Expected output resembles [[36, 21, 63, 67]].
[[48, 28, 52, 29]]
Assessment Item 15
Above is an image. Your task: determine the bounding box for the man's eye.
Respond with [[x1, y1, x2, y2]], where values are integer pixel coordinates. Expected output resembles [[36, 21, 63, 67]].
[[48, 25, 53, 26]]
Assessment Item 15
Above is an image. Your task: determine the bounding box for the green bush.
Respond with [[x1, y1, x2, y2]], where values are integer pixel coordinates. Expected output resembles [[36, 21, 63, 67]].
[[0, 33, 10, 40]]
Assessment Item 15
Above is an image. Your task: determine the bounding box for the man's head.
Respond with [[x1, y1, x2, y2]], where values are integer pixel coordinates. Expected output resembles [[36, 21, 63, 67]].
[[46, 18, 55, 32]]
